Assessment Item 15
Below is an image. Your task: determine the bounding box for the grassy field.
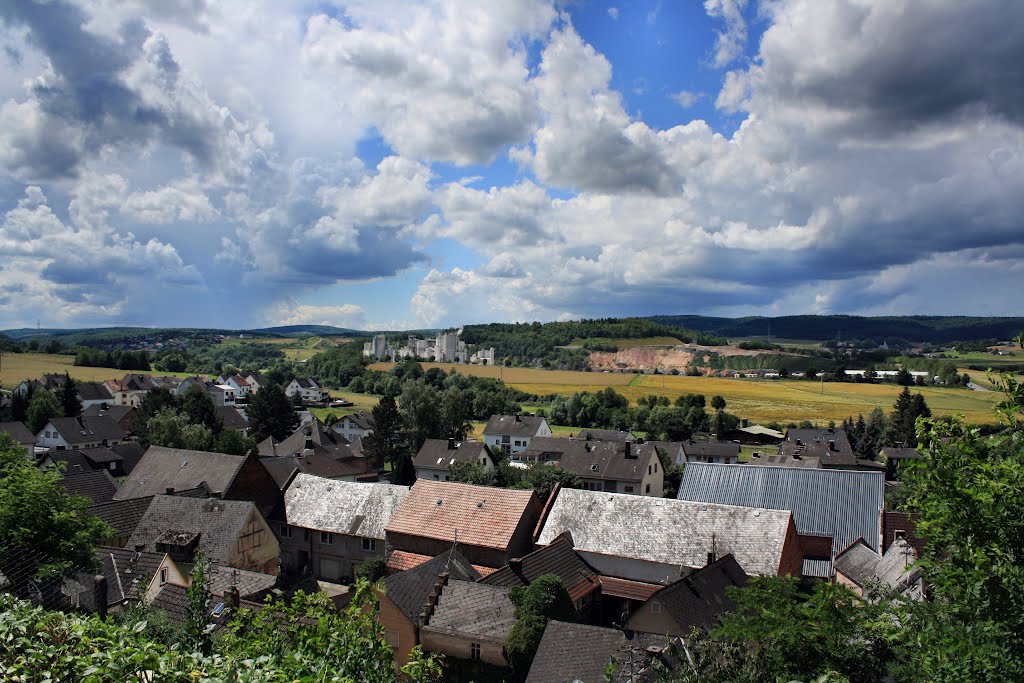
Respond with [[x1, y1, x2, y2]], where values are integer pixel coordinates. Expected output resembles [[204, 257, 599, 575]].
[[367, 362, 638, 388], [0, 353, 202, 387], [219, 335, 352, 362], [942, 349, 1023, 369]]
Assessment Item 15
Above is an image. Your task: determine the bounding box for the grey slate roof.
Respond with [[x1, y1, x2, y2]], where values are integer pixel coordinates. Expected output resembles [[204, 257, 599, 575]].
[[421, 579, 516, 642], [630, 554, 747, 635], [114, 446, 250, 500], [481, 532, 599, 602], [82, 404, 135, 426], [413, 439, 494, 471], [259, 418, 357, 460], [537, 487, 794, 576], [96, 546, 167, 606], [751, 453, 822, 468], [217, 406, 250, 431], [127, 495, 257, 565], [778, 428, 881, 468], [58, 469, 119, 504], [0, 421, 37, 449], [383, 548, 480, 622], [150, 583, 189, 625], [526, 621, 669, 683], [680, 440, 741, 459], [90, 497, 155, 540], [554, 440, 658, 484], [336, 412, 374, 430], [260, 453, 369, 489], [46, 416, 127, 445], [284, 473, 408, 538], [677, 462, 885, 570], [483, 414, 548, 438], [572, 429, 637, 442], [835, 538, 920, 595], [77, 382, 114, 402], [207, 565, 278, 600]]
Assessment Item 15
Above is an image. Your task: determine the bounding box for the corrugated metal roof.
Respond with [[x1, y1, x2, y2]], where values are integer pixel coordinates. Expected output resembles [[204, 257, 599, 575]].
[[678, 463, 884, 559]]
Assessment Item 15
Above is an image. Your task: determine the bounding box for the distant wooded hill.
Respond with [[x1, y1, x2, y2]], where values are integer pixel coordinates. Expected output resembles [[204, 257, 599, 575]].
[[645, 315, 1024, 344]]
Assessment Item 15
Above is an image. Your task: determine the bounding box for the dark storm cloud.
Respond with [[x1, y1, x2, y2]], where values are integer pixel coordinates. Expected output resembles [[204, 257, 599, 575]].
[[756, 1, 1024, 132]]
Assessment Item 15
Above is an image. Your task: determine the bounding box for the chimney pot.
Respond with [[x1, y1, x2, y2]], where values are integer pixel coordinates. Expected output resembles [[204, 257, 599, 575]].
[[448, 438, 456, 450], [707, 551, 715, 566], [165, 487, 175, 495]]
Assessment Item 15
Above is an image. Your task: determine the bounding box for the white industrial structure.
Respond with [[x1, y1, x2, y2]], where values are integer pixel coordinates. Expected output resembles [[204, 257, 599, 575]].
[[362, 328, 495, 365]]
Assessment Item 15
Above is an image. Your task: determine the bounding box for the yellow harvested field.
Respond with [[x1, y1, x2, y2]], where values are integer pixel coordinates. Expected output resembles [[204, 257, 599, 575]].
[[626, 375, 1000, 425], [367, 362, 637, 387], [368, 361, 1000, 423]]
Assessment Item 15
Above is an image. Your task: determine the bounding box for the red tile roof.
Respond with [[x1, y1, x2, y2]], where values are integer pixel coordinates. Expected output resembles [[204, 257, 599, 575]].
[[598, 576, 664, 601], [385, 480, 538, 551], [386, 550, 497, 578]]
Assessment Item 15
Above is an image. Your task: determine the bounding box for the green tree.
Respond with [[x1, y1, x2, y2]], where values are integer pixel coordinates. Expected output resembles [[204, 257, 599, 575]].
[[58, 372, 82, 418], [247, 382, 299, 442], [0, 434, 113, 597], [180, 383, 223, 435], [185, 552, 213, 655], [147, 408, 215, 451], [438, 387, 470, 440], [26, 390, 61, 434], [131, 387, 179, 446], [399, 380, 441, 453], [506, 574, 575, 674], [362, 394, 406, 472], [214, 429, 256, 456], [711, 394, 727, 410]]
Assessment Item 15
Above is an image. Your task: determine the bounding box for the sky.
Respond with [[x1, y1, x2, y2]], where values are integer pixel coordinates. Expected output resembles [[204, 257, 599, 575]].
[[0, 0, 1022, 331]]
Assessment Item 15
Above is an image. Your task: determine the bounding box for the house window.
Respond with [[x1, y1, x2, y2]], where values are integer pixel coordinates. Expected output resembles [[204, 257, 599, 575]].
[[651, 602, 661, 614], [648, 465, 652, 475], [624, 485, 634, 493], [320, 532, 334, 545], [280, 524, 292, 539], [159, 567, 168, 586], [385, 631, 400, 648], [654, 461, 658, 472], [362, 538, 376, 552], [470, 643, 481, 661], [645, 484, 651, 494], [501, 435, 510, 444]]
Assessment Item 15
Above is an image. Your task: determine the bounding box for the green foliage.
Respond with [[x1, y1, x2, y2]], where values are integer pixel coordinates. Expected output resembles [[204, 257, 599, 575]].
[[449, 453, 581, 500], [302, 341, 368, 389], [362, 394, 406, 472], [180, 383, 223, 435], [896, 414, 1024, 680], [58, 372, 82, 418], [26, 389, 61, 434], [247, 382, 299, 442], [146, 407, 215, 451], [74, 346, 151, 370], [0, 580, 443, 682], [506, 574, 575, 674], [181, 342, 285, 375], [674, 577, 895, 683], [0, 434, 113, 596], [884, 386, 931, 447], [355, 555, 387, 583], [214, 429, 256, 456], [185, 553, 213, 655]]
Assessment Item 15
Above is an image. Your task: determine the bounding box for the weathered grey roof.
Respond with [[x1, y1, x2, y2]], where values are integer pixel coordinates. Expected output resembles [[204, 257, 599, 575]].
[[90, 497, 154, 540], [779, 428, 860, 467], [833, 541, 881, 586], [58, 469, 119, 504], [481, 533, 599, 602], [413, 439, 493, 471], [835, 538, 919, 595], [537, 487, 794, 576], [114, 446, 249, 500], [636, 554, 747, 635], [383, 548, 480, 622], [483, 414, 548, 437], [46, 416, 127, 445], [150, 583, 189, 625], [751, 453, 822, 468], [680, 441, 741, 458], [207, 565, 277, 600], [677, 463, 885, 562], [0, 421, 37, 447], [260, 453, 372, 489], [217, 406, 249, 431], [96, 546, 167, 606], [77, 382, 114, 402], [572, 429, 636, 442], [881, 447, 922, 461], [526, 621, 669, 683], [421, 580, 516, 642], [551, 440, 658, 484], [127, 495, 258, 565], [337, 412, 374, 430], [259, 418, 357, 460], [284, 473, 408, 539]]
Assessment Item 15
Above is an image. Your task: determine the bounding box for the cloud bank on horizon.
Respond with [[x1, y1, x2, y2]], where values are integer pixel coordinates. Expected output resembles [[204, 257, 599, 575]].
[[0, 0, 1021, 331]]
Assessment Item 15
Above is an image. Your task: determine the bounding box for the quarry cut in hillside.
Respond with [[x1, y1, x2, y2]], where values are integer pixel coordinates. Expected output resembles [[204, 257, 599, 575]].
[[588, 344, 769, 372]]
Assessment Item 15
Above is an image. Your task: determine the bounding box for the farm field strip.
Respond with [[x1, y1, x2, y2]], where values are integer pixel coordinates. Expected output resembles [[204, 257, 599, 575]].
[[0, 353, 200, 386], [367, 362, 638, 386]]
